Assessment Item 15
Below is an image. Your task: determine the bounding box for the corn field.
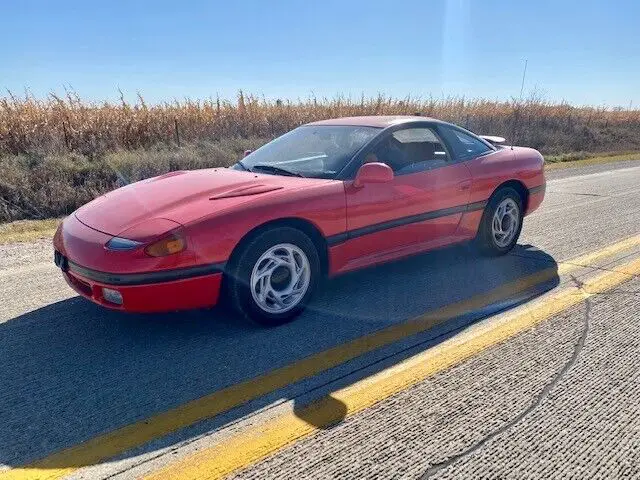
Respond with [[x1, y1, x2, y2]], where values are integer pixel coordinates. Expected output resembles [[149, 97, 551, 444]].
[[1, 90, 640, 223], [2, 91, 640, 157]]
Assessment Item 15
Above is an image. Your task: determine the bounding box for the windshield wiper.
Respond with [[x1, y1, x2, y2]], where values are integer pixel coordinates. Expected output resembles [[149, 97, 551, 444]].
[[250, 164, 305, 178], [235, 159, 249, 171]]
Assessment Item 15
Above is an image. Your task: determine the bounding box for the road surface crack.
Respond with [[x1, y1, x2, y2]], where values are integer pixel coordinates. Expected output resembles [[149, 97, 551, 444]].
[[421, 281, 592, 479], [546, 190, 607, 197]]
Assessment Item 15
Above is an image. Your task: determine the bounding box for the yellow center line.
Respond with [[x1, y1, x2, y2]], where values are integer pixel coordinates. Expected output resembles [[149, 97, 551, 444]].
[[146, 255, 640, 480], [2, 235, 640, 480], [555, 234, 640, 274]]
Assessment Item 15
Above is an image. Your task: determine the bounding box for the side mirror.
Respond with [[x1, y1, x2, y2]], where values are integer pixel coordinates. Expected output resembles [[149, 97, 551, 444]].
[[243, 149, 252, 157], [354, 162, 394, 188]]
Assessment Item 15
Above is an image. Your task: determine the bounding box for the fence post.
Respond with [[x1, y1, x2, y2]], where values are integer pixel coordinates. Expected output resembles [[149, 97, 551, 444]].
[[174, 118, 181, 147]]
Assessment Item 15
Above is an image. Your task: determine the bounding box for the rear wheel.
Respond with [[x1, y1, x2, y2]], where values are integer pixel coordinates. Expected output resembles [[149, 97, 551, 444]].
[[225, 227, 320, 326], [476, 187, 523, 256]]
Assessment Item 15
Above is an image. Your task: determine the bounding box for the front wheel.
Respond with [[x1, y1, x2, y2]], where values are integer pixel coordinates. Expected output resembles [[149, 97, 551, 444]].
[[224, 227, 320, 326], [476, 187, 524, 256]]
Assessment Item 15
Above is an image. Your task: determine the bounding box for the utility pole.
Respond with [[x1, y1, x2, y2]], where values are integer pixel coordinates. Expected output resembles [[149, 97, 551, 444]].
[[519, 59, 528, 101]]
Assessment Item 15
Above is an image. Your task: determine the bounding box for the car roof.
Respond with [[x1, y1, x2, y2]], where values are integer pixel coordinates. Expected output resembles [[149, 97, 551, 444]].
[[305, 115, 444, 128]]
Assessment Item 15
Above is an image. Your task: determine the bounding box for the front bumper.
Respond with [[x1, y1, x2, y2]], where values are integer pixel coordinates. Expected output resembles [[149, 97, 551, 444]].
[[60, 262, 223, 312], [63, 269, 222, 313], [53, 214, 225, 313]]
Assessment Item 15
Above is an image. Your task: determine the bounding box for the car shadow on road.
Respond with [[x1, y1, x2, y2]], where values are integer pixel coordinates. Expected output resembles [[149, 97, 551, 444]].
[[0, 242, 559, 471]]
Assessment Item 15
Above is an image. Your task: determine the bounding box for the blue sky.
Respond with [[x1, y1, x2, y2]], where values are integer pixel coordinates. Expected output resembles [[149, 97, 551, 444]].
[[2, 0, 638, 106]]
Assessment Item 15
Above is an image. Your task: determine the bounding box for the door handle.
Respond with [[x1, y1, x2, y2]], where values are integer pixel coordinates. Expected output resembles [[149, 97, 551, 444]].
[[458, 180, 472, 191]]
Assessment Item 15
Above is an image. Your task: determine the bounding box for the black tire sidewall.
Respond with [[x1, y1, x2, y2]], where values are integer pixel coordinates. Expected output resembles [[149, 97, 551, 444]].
[[478, 187, 524, 256], [226, 227, 320, 326]]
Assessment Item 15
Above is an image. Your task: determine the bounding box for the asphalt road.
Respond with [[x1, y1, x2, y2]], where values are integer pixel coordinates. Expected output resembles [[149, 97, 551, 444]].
[[1, 160, 639, 479]]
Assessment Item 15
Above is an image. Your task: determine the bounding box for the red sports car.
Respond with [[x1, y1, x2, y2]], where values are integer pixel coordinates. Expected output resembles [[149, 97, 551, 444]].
[[53, 116, 545, 325]]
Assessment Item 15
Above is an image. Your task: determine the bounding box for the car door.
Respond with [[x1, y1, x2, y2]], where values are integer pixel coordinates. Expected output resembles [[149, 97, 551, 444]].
[[341, 125, 473, 268]]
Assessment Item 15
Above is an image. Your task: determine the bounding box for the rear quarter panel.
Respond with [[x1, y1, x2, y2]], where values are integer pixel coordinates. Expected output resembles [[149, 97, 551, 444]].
[[465, 146, 545, 211]]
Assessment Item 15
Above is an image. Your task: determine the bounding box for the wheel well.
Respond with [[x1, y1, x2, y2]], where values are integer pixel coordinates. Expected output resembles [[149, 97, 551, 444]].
[[228, 218, 329, 276], [492, 180, 529, 212]]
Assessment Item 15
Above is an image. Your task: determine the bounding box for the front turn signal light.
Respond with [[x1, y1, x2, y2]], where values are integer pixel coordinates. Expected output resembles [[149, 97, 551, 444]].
[[144, 233, 186, 257]]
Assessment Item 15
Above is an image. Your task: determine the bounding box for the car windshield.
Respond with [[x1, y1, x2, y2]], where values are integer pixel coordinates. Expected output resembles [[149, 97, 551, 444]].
[[236, 125, 380, 179]]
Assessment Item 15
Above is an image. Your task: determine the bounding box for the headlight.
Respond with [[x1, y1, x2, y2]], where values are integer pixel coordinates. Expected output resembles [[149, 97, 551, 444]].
[[106, 237, 143, 251], [144, 232, 186, 257]]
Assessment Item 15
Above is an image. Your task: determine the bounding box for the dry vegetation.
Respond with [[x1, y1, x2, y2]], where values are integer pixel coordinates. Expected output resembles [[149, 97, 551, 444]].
[[0, 218, 61, 244], [1, 90, 639, 222], [3, 90, 640, 156]]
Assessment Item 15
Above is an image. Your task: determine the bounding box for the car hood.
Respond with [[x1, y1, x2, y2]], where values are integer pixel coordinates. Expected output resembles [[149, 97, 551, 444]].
[[75, 168, 324, 238]]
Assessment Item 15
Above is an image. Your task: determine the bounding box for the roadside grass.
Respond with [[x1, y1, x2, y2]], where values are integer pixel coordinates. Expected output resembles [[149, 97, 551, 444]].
[[545, 151, 640, 169], [0, 151, 638, 244], [0, 218, 61, 244], [0, 140, 264, 223]]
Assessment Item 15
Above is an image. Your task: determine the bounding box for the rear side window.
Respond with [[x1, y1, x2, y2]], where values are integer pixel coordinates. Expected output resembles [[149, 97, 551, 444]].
[[440, 126, 493, 160], [366, 127, 450, 175]]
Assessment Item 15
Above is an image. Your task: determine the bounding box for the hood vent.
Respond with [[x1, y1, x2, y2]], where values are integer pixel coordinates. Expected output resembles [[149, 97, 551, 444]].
[[210, 184, 283, 200]]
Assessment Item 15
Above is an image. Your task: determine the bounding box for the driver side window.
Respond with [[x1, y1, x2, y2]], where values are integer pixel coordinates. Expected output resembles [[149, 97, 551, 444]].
[[366, 127, 450, 175]]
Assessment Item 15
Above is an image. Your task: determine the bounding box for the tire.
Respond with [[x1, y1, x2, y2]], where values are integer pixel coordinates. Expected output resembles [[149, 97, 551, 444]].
[[224, 227, 320, 326], [476, 187, 524, 256]]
